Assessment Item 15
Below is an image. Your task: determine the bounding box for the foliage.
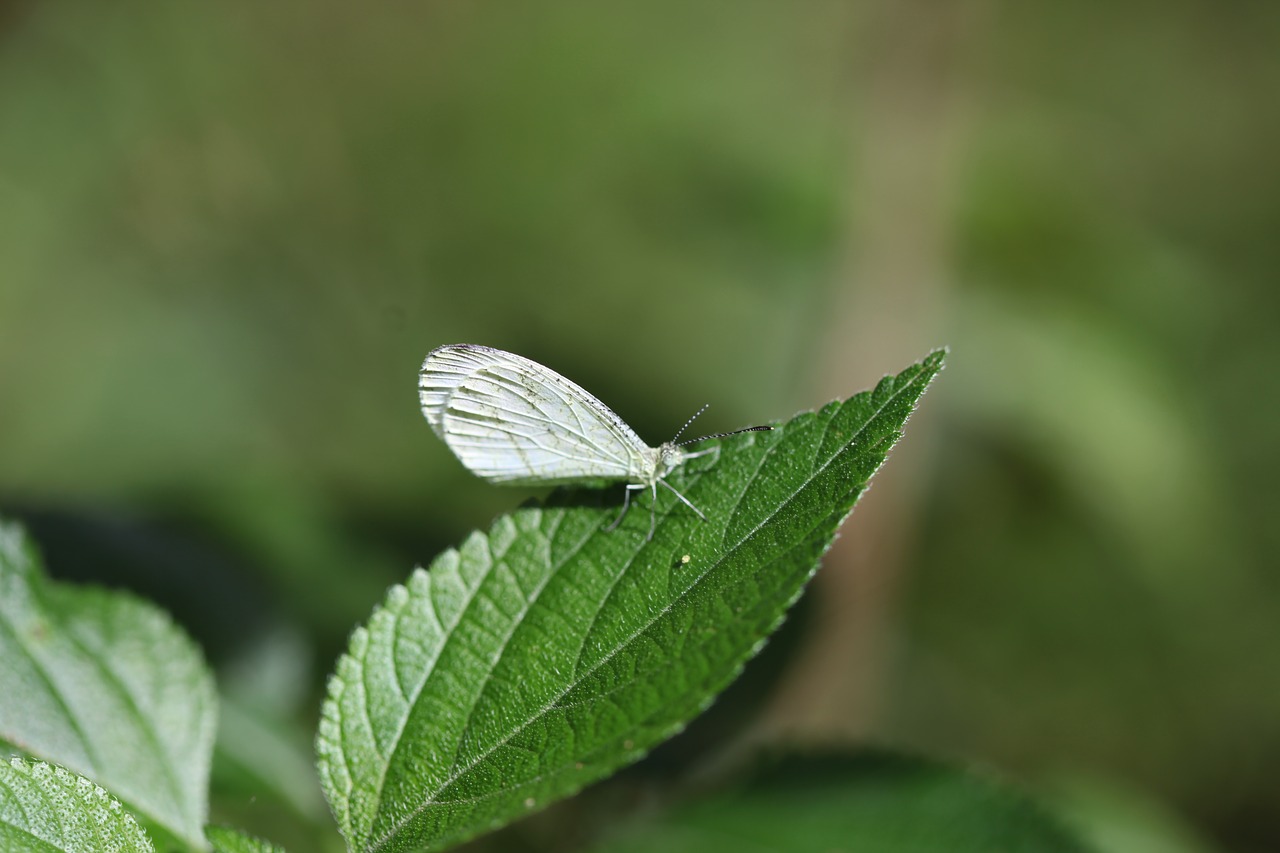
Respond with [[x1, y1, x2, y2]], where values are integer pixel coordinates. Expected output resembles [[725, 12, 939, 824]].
[[0, 759, 153, 853], [3, 3, 1271, 849], [206, 825, 287, 853], [0, 353, 1097, 853], [593, 750, 1092, 853], [317, 352, 943, 851], [0, 524, 216, 849]]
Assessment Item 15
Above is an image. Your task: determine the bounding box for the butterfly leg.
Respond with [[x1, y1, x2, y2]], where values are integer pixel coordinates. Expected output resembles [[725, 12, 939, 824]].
[[648, 481, 659, 541], [607, 483, 646, 532], [659, 479, 707, 522]]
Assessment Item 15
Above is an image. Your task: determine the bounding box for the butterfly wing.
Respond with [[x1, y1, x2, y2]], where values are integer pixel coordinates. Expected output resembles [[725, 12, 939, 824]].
[[419, 344, 651, 485]]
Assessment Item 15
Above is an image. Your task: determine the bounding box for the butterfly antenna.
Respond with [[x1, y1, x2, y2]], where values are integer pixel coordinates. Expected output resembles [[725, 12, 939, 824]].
[[678, 424, 773, 447], [671, 403, 710, 443]]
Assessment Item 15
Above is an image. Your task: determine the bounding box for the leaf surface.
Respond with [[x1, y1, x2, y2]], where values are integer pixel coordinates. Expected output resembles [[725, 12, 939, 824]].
[[0, 759, 154, 853], [317, 350, 945, 852], [0, 523, 217, 849]]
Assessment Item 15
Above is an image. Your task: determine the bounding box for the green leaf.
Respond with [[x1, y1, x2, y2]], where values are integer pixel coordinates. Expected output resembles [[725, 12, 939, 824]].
[[591, 749, 1094, 853], [205, 825, 287, 853], [0, 522, 217, 850], [1051, 774, 1219, 853], [0, 758, 154, 853], [214, 696, 329, 823], [317, 350, 945, 853]]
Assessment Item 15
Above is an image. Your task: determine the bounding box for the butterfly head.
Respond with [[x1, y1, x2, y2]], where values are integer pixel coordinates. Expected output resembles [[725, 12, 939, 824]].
[[654, 442, 686, 480]]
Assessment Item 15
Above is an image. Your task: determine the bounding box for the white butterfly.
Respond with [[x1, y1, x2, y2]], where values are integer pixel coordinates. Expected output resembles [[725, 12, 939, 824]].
[[419, 344, 770, 539]]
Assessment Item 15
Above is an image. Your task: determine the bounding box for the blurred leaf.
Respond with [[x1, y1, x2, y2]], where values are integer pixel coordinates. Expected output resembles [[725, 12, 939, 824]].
[[218, 626, 314, 719], [592, 749, 1093, 853], [0, 758, 154, 853], [214, 697, 328, 824], [213, 625, 327, 825], [315, 351, 945, 852], [953, 292, 1216, 573], [1051, 774, 1220, 853], [206, 825, 287, 853], [0, 521, 216, 850]]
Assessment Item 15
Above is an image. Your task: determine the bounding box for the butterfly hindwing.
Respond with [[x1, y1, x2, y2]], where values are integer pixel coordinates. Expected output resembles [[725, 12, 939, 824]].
[[420, 344, 649, 485]]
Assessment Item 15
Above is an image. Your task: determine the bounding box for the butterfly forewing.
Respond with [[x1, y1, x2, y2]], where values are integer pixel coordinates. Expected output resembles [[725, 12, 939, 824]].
[[419, 344, 650, 485]]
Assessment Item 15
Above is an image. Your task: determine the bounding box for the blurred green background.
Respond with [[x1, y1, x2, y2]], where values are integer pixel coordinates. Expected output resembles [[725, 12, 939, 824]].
[[1, 1, 1276, 851]]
